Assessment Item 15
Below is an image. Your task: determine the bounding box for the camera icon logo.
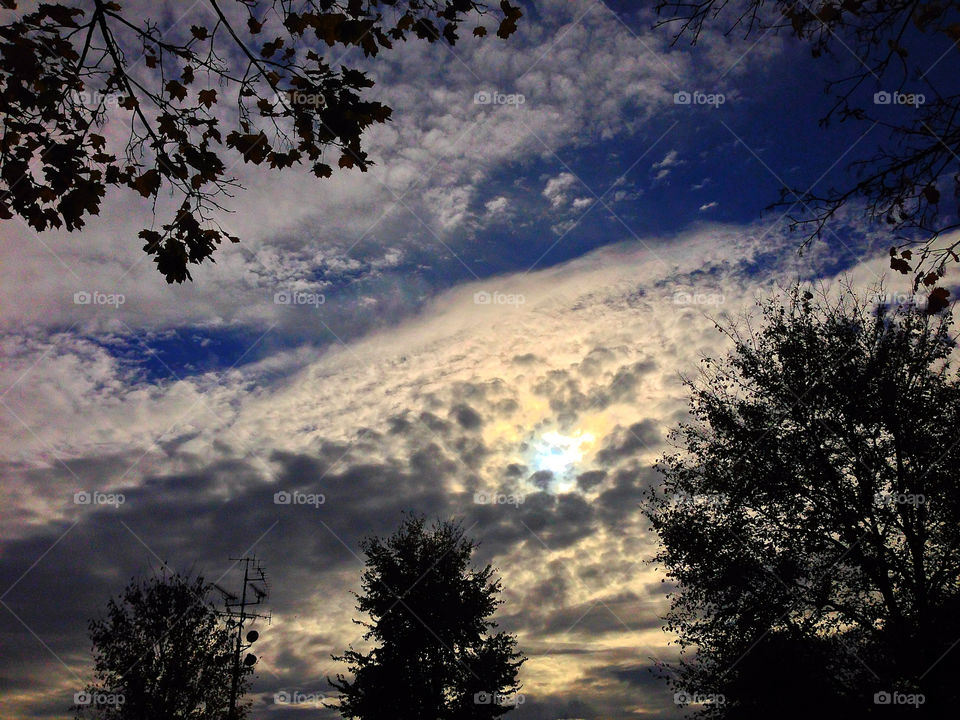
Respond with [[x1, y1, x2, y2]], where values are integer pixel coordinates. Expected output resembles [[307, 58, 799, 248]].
[[74, 291, 92, 305], [474, 91, 492, 105], [474, 291, 491, 305], [74, 692, 92, 705], [473, 492, 490, 504], [874, 691, 892, 705], [473, 692, 492, 704], [274, 691, 291, 704], [274, 491, 292, 505], [874, 91, 891, 105], [673, 91, 691, 105], [74, 491, 92, 505], [274, 291, 292, 305], [674, 691, 692, 705]]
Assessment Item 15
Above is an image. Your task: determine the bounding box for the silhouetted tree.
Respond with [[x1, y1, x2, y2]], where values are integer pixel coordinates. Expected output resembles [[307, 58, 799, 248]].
[[655, 1, 960, 310], [0, 0, 523, 282], [74, 571, 249, 720], [643, 286, 960, 717], [329, 515, 525, 720]]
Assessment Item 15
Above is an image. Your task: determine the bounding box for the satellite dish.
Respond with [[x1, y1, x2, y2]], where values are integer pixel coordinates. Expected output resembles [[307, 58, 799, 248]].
[[246, 630, 259, 643], [244, 653, 257, 666]]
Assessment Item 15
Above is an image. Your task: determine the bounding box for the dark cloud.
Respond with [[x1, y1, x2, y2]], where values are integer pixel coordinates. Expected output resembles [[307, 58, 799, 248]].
[[530, 592, 663, 637], [505, 463, 527, 478], [599, 359, 658, 405], [515, 492, 595, 549], [596, 420, 662, 465], [512, 353, 540, 365], [452, 403, 483, 430], [575, 661, 683, 718], [577, 469, 607, 491], [596, 465, 661, 525], [529, 470, 554, 490], [521, 570, 570, 610], [532, 369, 590, 415], [386, 413, 413, 435], [494, 397, 519, 415]]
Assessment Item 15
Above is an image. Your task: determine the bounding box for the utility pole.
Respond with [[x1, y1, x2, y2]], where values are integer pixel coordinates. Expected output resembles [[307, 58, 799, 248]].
[[215, 557, 270, 720]]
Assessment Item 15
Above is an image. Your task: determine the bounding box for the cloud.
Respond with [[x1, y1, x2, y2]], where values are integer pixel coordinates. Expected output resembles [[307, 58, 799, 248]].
[[0, 3, 825, 717], [652, 150, 682, 171], [485, 196, 511, 216], [699, 201, 719, 211], [0, 0, 779, 343], [0, 214, 904, 719], [542, 172, 581, 209], [650, 149, 686, 184]]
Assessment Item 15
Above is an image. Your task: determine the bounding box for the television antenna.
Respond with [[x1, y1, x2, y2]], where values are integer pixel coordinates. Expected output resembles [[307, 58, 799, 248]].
[[218, 557, 271, 720]]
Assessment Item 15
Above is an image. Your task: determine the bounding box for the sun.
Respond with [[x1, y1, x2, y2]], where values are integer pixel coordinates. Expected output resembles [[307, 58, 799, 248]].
[[531, 430, 595, 489]]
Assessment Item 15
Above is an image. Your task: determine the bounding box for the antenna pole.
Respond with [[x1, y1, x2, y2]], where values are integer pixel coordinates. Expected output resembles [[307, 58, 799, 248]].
[[222, 557, 270, 720]]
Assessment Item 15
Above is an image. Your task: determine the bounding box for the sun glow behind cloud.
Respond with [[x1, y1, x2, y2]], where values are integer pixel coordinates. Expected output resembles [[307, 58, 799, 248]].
[[530, 430, 595, 486]]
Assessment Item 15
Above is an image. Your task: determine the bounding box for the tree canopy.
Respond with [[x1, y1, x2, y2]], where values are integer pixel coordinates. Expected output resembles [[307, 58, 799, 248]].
[[0, 0, 523, 282], [329, 515, 526, 720], [74, 571, 250, 720], [643, 286, 960, 717]]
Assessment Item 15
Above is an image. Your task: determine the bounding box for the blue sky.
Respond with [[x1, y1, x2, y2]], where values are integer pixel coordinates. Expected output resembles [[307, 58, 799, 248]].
[[0, 1, 952, 718]]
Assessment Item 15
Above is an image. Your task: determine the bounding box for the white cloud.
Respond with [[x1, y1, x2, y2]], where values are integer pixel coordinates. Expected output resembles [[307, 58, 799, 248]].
[[0, 0, 783, 338], [572, 197, 594, 211], [542, 172, 581, 209], [485, 196, 510, 216], [651, 149, 685, 183], [699, 201, 719, 211], [652, 149, 682, 171]]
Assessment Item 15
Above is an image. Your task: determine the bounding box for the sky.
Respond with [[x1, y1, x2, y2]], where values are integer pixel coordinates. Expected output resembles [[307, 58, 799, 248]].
[[0, 0, 946, 718]]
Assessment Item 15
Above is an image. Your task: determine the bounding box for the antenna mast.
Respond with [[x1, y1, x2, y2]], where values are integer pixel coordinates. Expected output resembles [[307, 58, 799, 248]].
[[217, 557, 270, 720]]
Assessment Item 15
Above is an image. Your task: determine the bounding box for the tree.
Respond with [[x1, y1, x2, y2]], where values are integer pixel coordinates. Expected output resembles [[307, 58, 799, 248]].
[[655, 1, 960, 309], [642, 286, 960, 717], [74, 571, 250, 720], [329, 515, 525, 720], [0, 0, 523, 282]]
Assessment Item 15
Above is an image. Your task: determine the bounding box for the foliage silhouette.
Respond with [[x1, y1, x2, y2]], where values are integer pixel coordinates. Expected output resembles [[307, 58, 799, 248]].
[[643, 286, 960, 717], [655, 0, 960, 310], [73, 571, 250, 720], [329, 514, 525, 720], [0, 0, 523, 282]]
